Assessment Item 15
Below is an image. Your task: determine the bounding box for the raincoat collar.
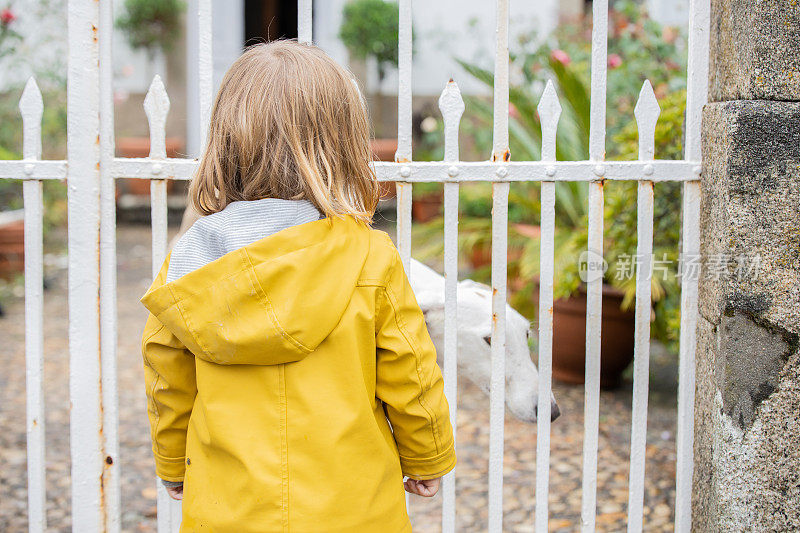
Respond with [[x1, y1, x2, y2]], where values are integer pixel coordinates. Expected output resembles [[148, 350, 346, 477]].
[[141, 215, 370, 365]]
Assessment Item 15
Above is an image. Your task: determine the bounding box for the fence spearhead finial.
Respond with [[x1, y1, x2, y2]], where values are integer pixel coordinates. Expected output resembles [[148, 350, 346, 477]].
[[438, 79, 465, 121], [143, 75, 171, 160], [634, 80, 660, 161], [537, 80, 562, 162], [20, 77, 44, 160], [438, 80, 465, 163]]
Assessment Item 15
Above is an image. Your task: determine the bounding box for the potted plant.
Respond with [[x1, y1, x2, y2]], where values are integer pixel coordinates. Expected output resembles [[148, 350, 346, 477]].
[[116, 0, 185, 195], [339, 0, 403, 85], [536, 19, 687, 385], [0, 76, 68, 281], [0, 9, 23, 278], [412, 181, 543, 288], [340, 0, 412, 200], [0, 8, 69, 314], [417, 1, 687, 386], [116, 0, 184, 73]]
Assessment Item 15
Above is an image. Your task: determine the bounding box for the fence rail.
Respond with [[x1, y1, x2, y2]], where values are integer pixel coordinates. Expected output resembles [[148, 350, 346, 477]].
[[0, 0, 710, 531]]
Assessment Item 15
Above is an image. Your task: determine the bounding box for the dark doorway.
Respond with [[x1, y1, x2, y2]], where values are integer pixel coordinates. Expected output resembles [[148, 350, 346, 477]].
[[244, 0, 299, 45]]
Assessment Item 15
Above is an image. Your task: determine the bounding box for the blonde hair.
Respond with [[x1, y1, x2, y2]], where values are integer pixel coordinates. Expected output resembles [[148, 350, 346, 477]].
[[190, 41, 379, 223]]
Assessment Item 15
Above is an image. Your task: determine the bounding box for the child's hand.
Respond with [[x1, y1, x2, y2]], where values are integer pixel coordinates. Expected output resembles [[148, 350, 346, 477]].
[[403, 477, 441, 498], [165, 484, 183, 500]]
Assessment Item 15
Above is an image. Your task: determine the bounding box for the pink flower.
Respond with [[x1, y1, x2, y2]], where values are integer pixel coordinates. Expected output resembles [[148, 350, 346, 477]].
[[550, 49, 571, 66], [662, 26, 679, 44], [608, 54, 623, 69], [509, 103, 520, 120], [0, 8, 16, 25]]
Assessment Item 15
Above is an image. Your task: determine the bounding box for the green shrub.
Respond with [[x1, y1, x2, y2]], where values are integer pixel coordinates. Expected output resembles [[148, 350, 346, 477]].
[[116, 0, 185, 60], [339, 0, 403, 81]]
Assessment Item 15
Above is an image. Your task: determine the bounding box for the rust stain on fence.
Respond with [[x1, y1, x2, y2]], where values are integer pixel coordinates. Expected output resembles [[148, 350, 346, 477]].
[[491, 149, 511, 162]]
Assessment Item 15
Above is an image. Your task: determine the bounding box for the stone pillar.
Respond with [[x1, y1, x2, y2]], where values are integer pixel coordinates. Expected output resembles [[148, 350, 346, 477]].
[[694, 1, 800, 531]]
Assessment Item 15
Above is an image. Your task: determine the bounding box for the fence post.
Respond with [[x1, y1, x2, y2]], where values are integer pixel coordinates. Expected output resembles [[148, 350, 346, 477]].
[[20, 77, 46, 533], [626, 81, 659, 533], [98, 0, 121, 529], [581, 0, 608, 530], [487, 1, 510, 531], [674, 0, 709, 530], [67, 0, 105, 530], [535, 80, 561, 533], [439, 79, 464, 533]]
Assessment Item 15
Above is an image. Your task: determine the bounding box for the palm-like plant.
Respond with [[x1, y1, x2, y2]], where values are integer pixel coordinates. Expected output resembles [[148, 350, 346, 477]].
[[414, 2, 688, 350]]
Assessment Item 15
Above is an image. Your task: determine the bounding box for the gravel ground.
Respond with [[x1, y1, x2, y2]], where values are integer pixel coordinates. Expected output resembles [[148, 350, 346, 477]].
[[1, 224, 679, 532]]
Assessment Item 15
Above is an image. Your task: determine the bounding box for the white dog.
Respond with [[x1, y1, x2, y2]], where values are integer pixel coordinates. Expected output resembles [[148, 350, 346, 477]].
[[410, 260, 560, 423]]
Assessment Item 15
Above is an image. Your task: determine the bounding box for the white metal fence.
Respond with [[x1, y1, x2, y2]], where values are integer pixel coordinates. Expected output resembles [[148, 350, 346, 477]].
[[2, 0, 709, 531]]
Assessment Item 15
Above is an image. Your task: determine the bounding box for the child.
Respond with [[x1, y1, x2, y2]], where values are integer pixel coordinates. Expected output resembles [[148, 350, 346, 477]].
[[140, 41, 455, 532]]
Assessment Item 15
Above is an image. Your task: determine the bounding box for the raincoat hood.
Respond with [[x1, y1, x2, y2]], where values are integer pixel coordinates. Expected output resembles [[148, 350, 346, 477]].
[[141, 211, 369, 366]]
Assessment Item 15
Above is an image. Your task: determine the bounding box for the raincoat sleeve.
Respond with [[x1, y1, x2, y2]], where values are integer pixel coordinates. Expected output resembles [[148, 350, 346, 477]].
[[141, 275, 197, 483], [375, 250, 456, 480]]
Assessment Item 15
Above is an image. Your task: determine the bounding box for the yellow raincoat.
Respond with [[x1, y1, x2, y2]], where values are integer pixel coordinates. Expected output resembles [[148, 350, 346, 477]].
[[140, 215, 455, 532]]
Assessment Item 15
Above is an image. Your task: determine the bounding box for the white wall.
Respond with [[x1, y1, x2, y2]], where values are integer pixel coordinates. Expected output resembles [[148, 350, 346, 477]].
[[0, 0, 167, 100], [186, 0, 245, 157], [0, 0, 66, 91], [314, 0, 560, 97], [113, 0, 168, 95], [647, 0, 690, 29], [190, 0, 691, 106], [211, 0, 246, 90]]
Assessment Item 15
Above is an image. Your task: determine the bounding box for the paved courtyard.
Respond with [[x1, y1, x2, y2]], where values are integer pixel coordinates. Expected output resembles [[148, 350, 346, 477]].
[[1, 224, 680, 532]]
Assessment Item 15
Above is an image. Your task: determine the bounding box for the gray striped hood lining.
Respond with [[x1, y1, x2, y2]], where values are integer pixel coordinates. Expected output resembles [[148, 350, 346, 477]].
[[166, 198, 322, 284]]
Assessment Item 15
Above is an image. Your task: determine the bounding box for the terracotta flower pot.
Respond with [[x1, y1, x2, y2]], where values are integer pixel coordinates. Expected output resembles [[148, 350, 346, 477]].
[[116, 137, 184, 158], [412, 191, 443, 222], [371, 138, 397, 162], [468, 243, 491, 269], [0, 217, 24, 279], [370, 138, 398, 200], [467, 242, 526, 270], [467, 224, 540, 270], [547, 285, 636, 388]]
